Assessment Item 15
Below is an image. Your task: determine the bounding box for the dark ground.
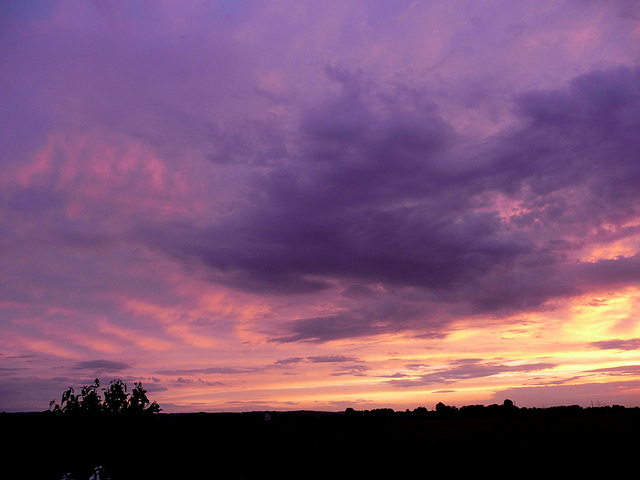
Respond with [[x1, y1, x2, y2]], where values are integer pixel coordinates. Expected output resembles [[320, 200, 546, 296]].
[[3, 406, 639, 479]]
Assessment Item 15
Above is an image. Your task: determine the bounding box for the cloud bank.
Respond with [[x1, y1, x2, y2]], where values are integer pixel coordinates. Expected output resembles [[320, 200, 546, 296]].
[[1, 0, 639, 411]]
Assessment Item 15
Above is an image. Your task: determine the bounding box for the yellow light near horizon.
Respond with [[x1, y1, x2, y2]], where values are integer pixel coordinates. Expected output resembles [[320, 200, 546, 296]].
[[563, 289, 640, 342], [441, 317, 551, 360]]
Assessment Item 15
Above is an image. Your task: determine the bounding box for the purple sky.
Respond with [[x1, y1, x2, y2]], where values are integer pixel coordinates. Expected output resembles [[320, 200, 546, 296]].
[[1, 0, 640, 413]]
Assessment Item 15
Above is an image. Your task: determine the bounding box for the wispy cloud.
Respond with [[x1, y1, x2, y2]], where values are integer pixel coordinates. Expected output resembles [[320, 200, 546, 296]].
[[388, 359, 557, 388], [591, 339, 640, 351]]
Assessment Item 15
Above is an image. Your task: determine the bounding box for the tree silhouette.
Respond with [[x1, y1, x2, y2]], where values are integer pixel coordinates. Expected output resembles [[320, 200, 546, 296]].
[[127, 381, 161, 414], [48, 378, 161, 415], [435, 402, 457, 417], [79, 379, 102, 414], [102, 379, 129, 413]]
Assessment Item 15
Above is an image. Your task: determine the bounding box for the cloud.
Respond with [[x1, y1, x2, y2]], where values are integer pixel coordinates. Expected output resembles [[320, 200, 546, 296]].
[[133, 64, 640, 343], [330, 364, 370, 377], [275, 355, 362, 365], [1, 0, 639, 412], [586, 365, 640, 376], [154, 366, 263, 376], [274, 313, 393, 344], [274, 355, 368, 377], [74, 360, 130, 372], [388, 359, 557, 388], [306, 355, 362, 363], [590, 339, 640, 351], [3, 0, 640, 350], [3, 2, 639, 336]]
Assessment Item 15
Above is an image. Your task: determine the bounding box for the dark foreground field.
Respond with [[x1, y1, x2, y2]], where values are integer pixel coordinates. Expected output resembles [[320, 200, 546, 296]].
[[3, 405, 639, 479]]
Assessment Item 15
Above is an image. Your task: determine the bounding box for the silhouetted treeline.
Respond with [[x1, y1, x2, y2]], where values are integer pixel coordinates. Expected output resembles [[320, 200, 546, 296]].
[[344, 399, 638, 420]]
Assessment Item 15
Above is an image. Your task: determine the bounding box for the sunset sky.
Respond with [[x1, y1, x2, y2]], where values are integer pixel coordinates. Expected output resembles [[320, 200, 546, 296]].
[[1, 0, 640, 413]]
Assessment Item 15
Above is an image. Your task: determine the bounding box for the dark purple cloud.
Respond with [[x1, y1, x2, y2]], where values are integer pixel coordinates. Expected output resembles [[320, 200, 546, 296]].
[[74, 360, 130, 372], [134, 64, 640, 342]]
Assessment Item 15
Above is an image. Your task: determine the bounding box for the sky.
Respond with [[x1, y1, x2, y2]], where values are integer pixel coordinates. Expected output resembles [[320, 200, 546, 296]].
[[1, 0, 640, 413]]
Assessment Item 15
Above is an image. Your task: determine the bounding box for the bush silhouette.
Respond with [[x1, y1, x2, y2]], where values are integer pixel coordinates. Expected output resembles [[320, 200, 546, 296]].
[[48, 378, 161, 415]]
